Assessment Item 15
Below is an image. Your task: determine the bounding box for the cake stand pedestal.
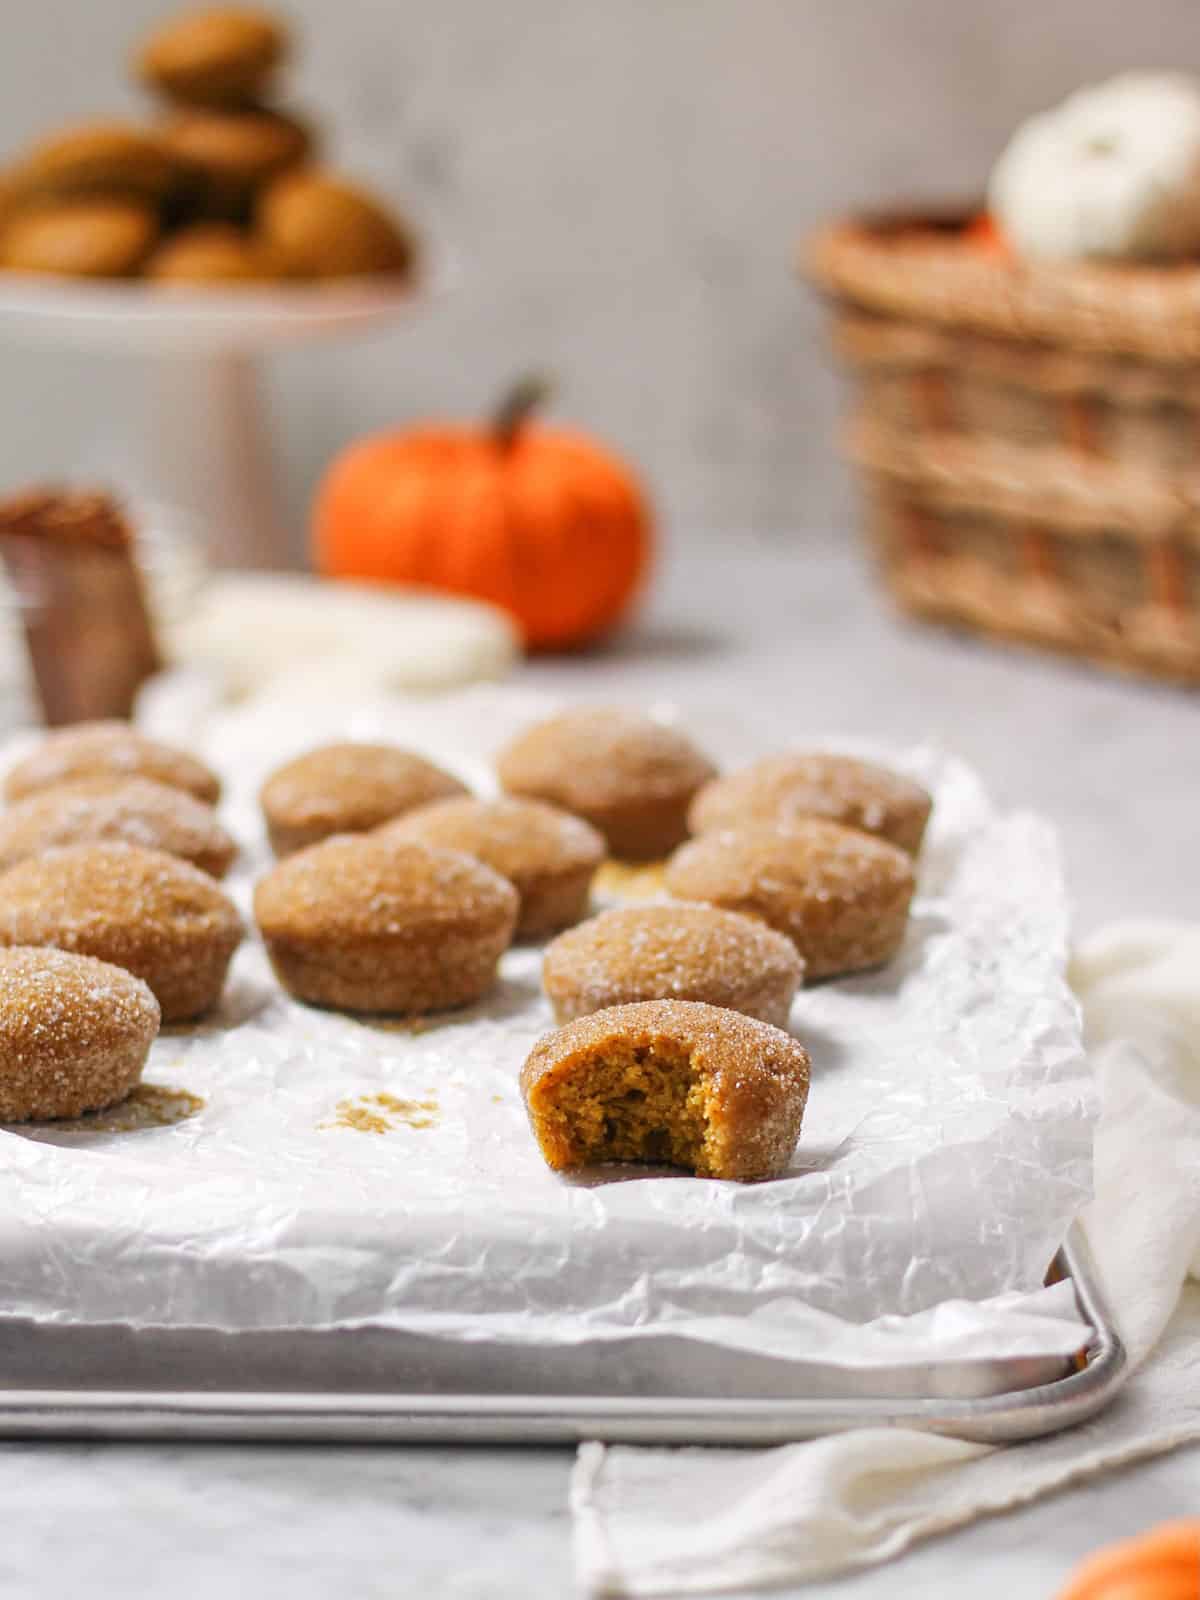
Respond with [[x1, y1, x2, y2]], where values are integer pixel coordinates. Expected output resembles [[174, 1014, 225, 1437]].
[[0, 268, 450, 568]]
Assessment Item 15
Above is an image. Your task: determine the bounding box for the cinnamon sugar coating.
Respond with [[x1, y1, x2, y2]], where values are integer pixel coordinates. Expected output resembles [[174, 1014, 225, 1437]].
[[0, 946, 160, 1122], [664, 819, 915, 979], [689, 753, 932, 855], [0, 777, 236, 878], [379, 795, 605, 940], [496, 707, 717, 862], [254, 835, 518, 1014], [260, 742, 468, 857], [4, 721, 220, 806], [0, 843, 243, 1021], [521, 999, 810, 1181], [542, 903, 802, 1028]]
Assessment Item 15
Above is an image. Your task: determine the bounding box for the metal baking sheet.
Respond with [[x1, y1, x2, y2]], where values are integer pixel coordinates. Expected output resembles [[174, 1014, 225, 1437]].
[[0, 693, 1118, 1442], [0, 1227, 1125, 1444]]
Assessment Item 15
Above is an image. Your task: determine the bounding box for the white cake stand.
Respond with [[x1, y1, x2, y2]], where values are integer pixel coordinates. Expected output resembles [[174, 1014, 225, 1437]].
[[0, 260, 453, 568]]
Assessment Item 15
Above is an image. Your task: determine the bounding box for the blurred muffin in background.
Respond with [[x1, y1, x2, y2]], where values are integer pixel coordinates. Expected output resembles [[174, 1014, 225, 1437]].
[[0, 200, 158, 277], [135, 8, 289, 108], [258, 170, 416, 280], [162, 106, 312, 222], [12, 122, 180, 205], [145, 221, 274, 283]]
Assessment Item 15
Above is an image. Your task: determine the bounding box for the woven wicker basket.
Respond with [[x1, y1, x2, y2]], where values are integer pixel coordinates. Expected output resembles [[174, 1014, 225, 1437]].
[[807, 211, 1200, 684]]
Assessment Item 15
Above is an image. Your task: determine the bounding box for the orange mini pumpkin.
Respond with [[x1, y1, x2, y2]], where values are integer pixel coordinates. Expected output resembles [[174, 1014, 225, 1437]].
[[313, 379, 652, 651], [1056, 1520, 1200, 1600]]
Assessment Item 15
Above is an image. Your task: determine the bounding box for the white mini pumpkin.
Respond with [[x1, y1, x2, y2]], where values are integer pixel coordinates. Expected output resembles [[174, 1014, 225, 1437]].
[[988, 72, 1200, 261]]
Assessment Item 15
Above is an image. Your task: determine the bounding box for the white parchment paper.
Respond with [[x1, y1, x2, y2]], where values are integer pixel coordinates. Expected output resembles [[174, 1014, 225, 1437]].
[[0, 688, 1097, 1374]]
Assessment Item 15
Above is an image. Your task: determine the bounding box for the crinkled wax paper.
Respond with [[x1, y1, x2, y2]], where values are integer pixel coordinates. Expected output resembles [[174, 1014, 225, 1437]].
[[0, 687, 1097, 1377]]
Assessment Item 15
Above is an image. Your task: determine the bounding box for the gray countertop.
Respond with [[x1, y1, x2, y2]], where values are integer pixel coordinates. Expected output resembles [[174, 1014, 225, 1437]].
[[2, 533, 1196, 1598]]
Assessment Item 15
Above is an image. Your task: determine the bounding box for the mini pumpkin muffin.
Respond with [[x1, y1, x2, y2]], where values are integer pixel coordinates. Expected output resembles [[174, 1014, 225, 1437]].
[[4, 721, 220, 806], [162, 107, 311, 219], [664, 820, 916, 980], [497, 708, 718, 862], [0, 199, 159, 278], [0, 777, 237, 878], [542, 903, 803, 1028], [379, 796, 605, 940], [0, 842, 243, 1021], [254, 835, 518, 1013], [521, 999, 810, 1181], [257, 169, 415, 279], [260, 742, 469, 857], [146, 221, 272, 282], [13, 122, 178, 203], [689, 753, 933, 856], [0, 946, 160, 1122], [135, 8, 289, 107]]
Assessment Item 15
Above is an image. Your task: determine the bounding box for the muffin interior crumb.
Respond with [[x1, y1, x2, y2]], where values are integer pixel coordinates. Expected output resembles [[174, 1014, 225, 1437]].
[[538, 1040, 711, 1172]]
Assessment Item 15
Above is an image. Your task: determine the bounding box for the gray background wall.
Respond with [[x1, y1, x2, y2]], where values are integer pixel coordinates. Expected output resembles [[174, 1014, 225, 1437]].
[[1, 0, 1197, 564]]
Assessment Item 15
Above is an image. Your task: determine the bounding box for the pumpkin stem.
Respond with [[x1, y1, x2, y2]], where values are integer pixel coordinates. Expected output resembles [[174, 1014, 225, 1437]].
[[491, 373, 553, 448]]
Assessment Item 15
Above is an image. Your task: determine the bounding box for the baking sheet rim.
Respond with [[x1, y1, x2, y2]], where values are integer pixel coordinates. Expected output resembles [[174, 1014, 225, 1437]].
[[0, 1224, 1126, 1445]]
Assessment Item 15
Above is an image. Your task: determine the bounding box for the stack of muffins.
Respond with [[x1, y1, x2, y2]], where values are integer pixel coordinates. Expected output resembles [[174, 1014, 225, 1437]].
[[0, 7, 415, 285]]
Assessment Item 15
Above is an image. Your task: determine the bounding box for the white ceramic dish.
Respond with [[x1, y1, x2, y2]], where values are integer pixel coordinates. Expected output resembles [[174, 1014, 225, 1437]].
[[0, 250, 456, 567]]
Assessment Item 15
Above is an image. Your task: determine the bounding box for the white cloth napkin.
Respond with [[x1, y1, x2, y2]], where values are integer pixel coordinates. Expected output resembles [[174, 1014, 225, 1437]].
[[571, 921, 1200, 1597]]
